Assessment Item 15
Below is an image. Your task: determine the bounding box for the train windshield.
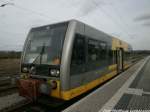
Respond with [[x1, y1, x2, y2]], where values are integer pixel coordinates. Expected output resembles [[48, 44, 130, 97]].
[[22, 23, 68, 65]]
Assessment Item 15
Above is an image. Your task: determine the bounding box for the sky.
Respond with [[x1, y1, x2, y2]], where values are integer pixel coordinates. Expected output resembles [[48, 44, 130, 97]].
[[0, 0, 150, 51]]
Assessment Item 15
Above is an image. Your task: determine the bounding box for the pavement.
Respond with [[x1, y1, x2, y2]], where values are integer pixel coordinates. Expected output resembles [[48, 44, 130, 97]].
[[63, 56, 150, 112]]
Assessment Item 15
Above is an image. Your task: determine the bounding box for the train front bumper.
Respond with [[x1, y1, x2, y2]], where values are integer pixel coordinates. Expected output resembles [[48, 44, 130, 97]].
[[17, 78, 55, 101]]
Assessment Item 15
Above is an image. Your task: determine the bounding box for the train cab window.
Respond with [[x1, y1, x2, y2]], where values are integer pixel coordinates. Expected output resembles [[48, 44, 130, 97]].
[[70, 34, 86, 75]]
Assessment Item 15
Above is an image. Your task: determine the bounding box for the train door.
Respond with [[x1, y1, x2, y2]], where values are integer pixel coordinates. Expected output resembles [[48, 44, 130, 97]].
[[116, 48, 124, 73]]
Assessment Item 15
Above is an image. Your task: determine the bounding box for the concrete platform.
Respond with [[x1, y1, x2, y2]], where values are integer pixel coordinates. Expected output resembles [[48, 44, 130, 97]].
[[63, 56, 150, 112]]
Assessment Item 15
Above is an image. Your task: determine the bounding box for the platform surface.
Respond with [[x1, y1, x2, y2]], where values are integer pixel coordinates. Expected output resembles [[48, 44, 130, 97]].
[[63, 56, 150, 112]]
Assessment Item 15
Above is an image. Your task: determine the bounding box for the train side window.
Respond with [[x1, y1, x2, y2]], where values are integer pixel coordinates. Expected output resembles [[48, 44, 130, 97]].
[[112, 50, 117, 64], [87, 39, 108, 71], [88, 39, 100, 62], [70, 34, 86, 75], [99, 42, 107, 59]]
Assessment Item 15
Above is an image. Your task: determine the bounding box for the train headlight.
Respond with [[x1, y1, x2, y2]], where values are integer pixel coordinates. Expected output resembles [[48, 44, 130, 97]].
[[50, 69, 60, 77], [29, 66, 36, 75], [22, 67, 28, 73]]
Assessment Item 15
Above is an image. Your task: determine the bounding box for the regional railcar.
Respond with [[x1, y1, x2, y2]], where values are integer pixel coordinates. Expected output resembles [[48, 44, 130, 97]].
[[18, 20, 133, 101]]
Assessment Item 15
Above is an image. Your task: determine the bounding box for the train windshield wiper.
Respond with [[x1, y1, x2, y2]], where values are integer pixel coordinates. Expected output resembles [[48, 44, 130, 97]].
[[32, 43, 45, 65]]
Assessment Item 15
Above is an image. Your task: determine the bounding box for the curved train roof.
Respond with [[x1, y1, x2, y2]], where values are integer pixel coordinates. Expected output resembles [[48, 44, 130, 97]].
[[30, 19, 132, 51], [71, 19, 132, 51]]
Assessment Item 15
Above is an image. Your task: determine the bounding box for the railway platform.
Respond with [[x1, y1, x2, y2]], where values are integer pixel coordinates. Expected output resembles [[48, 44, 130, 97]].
[[63, 56, 150, 112]]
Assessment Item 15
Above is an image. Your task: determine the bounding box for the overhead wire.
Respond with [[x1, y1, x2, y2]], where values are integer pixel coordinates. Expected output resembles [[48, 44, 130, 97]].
[[90, 0, 131, 38], [108, 2, 133, 38], [12, 4, 52, 20], [0, 0, 132, 38], [0, 1, 56, 22]]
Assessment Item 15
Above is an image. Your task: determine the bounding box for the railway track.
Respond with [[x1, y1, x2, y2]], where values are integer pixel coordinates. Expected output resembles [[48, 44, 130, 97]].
[[0, 76, 18, 97], [0, 60, 142, 112], [0, 84, 17, 92], [0, 69, 136, 112], [0, 76, 28, 111], [11, 102, 69, 112], [10, 74, 120, 112], [0, 72, 119, 112], [0, 93, 30, 112], [0, 84, 17, 97]]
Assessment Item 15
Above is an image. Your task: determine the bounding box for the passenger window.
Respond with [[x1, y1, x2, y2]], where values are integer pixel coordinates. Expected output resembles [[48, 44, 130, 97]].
[[99, 42, 107, 59], [70, 34, 86, 75], [88, 39, 100, 62], [108, 50, 114, 64], [87, 39, 108, 71]]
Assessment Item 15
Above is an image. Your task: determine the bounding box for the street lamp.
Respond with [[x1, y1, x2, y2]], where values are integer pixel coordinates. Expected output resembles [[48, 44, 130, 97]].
[[0, 3, 14, 7]]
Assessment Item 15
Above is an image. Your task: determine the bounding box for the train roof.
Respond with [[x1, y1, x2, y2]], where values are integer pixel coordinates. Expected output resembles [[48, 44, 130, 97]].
[[31, 19, 132, 51]]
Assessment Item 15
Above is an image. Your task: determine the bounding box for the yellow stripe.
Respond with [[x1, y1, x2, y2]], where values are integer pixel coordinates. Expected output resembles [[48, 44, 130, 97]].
[[48, 80, 61, 98], [21, 71, 117, 99], [21, 65, 118, 100], [61, 70, 117, 100], [49, 65, 117, 99], [108, 64, 117, 71]]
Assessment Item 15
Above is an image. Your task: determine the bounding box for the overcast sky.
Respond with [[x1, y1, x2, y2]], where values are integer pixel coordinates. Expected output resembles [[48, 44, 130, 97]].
[[0, 0, 150, 51]]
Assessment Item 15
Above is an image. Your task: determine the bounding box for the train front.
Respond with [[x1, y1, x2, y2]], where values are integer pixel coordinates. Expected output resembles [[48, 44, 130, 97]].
[[18, 22, 68, 101]]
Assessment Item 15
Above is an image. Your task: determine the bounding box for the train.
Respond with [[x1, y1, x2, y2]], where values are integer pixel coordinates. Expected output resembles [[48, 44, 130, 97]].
[[18, 19, 140, 102]]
